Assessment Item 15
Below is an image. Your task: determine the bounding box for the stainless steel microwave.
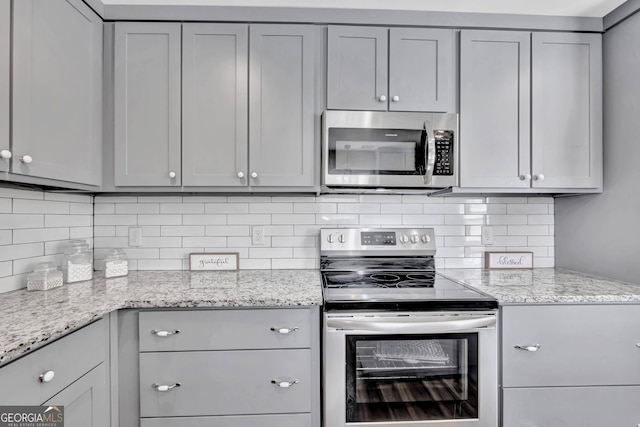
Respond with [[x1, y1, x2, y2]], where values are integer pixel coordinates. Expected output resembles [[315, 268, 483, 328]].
[[322, 111, 458, 189]]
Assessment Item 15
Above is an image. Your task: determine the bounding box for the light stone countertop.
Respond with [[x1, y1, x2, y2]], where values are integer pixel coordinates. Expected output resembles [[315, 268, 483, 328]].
[[0, 270, 322, 366], [440, 268, 640, 304], [3, 267, 640, 367]]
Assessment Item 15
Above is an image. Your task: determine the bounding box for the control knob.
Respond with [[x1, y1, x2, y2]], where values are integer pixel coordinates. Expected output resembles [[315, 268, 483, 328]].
[[327, 234, 335, 244], [338, 234, 346, 244], [421, 234, 431, 243], [410, 235, 419, 244], [399, 235, 409, 244]]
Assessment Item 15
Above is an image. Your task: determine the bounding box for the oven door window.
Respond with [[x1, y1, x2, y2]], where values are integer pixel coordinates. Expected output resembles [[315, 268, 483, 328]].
[[346, 333, 478, 422], [328, 128, 427, 175]]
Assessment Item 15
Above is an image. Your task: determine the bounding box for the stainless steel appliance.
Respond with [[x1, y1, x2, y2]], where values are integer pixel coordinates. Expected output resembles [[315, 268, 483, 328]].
[[321, 227, 498, 427], [322, 111, 458, 190]]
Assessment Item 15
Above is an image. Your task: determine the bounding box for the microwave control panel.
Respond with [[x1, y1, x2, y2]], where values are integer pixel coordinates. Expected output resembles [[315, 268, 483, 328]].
[[434, 130, 454, 176]]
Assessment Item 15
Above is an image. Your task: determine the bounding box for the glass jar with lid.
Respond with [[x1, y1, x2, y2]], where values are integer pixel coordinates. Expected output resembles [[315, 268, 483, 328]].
[[27, 262, 64, 291], [62, 239, 93, 283], [103, 249, 128, 278]]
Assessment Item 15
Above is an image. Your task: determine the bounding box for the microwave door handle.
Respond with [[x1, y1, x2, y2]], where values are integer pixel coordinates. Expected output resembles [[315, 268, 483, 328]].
[[424, 122, 436, 185]]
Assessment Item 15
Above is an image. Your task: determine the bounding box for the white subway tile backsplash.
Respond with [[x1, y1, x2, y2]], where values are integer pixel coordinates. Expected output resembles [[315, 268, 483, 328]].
[[183, 196, 227, 203], [533, 257, 555, 268], [141, 237, 183, 248], [160, 248, 204, 259], [139, 196, 183, 203], [138, 215, 181, 225], [182, 237, 227, 247], [381, 204, 422, 214], [485, 215, 528, 225], [444, 215, 483, 225], [507, 204, 549, 215], [359, 195, 403, 203], [492, 235, 528, 246], [0, 275, 26, 293], [13, 228, 70, 244], [161, 226, 205, 237], [528, 215, 555, 225], [45, 215, 92, 228], [206, 225, 250, 236], [433, 225, 466, 236], [272, 214, 315, 225], [272, 259, 317, 269], [123, 248, 161, 259], [508, 225, 550, 236], [137, 259, 183, 270], [0, 243, 44, 262], [160, 203, 205, 214], [315, 214, 359, 225], [265, 225, 294, 236], [240, 258, 271, 269], [94, 203, 115, 214], [228, 214, 271, 225], [360, 215, 402, 225], [445, 258, 483, 268], [70, 203, 93, 215], [428, 204, 465, 214], [0, 261, 12, 277], [402, 214, 445, 225], [528, 236, 554, 246], [249, 247, 292, 259], [317, 194, 359, 203], [116, 203, 159, 214], [271, 236, 316, 247], [337, 203, 380, 214], [294, 203, 337, 214], [0, 230, 12, 245], [13, 255, 61, 275], [183, 215, 226, 225], [70, 227, 93, 239], [0, 187, 44, 200], [0, 198, 11, 213], [95, 214, 137, 226], [95, 196, 137, 203], [250, 203, 293, 214], [0, 214, 44, 229]]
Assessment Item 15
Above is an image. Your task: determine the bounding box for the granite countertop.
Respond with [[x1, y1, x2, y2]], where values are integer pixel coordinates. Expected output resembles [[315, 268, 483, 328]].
[[3, 267, 640, 367], [0, 270, 322, 366], [440, 268, 640, 304]]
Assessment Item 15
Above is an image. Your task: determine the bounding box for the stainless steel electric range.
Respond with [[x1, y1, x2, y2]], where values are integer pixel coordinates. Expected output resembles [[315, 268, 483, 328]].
[[321, 227, 498, 427]]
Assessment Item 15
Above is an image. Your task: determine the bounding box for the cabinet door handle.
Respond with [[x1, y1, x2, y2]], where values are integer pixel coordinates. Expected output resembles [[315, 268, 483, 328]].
[[533, 173, 545, 181], [152, 383, 181, 392], [519, 174, 532, 181], [0, 149, 11, 159], [271, 379, 299, 388], [151, 329, 181, 337], [378, 95, 387, 102], [392, 95, 400, 102], [20, 155, 33, 164], [39, 370, 55, 383], [270, 327, 299, 334], [514, 344, 541, 352]]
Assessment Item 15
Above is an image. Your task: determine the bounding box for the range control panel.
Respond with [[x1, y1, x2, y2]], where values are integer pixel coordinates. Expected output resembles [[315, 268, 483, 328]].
[[321, 228, 437, 255], [433, 130, 454, 176]]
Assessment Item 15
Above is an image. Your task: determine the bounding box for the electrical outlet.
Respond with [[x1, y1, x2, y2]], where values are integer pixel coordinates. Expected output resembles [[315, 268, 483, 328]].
[[252, 226, 265, 245], [129, 227, 142, 247], [481, 226, 494, 245]]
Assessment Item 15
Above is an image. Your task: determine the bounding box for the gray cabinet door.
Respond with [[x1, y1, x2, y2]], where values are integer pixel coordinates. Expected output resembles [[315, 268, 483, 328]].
[[460, 30, 531, 188], [114, 22, 181, 187], [45, 363, 108, 427], [12, 0, 102, 186], [249, 25, 318, 188], [327, 26, 388, 111], [532, 32, 603, 189], [389, 28, 453, 112], [182, 24, 249, 187], [503, 386, 640, 427], [139, 349, 312, 417], [502, 305, 640, 387], [0, 0, 8, 173]]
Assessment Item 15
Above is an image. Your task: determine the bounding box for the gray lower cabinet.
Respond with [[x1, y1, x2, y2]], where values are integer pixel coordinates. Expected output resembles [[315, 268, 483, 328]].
[[0, 318, 109, 425], [113, 22, 319, 191], [44, 363, 108, 427], [502, 386, 640, 426], [10, 0, 102, 188], [136, 307, 320, 427], [501, 304, 640, 426], [460, 30, 602, 192], [114, 22, 182, 187], [0, 0, 8, 174], [327, 25, 453, 112]]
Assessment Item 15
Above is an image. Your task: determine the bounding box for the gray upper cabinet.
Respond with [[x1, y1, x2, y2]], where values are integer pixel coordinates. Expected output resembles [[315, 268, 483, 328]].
[[11, 0, 102, 186], [327, 26, 388, 111], [460, 31, 531, 188], [389, 28, 453, 112], [114, 22, 182, 187], [532, 32, 603, 189], [249, 25, 318, 188], [327, 26, 453, 112], [460, 30, 602, 191], [0, 0, 8, 174], [182, 24, 248, 187]]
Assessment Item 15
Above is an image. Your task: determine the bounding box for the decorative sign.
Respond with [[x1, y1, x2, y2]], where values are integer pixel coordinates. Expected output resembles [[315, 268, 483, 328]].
[[485, 252, 533, 269], [189, 252, 239, 271]]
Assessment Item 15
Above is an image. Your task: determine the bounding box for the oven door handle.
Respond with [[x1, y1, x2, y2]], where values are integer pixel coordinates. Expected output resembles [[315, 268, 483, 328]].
[[423, 122, 436, 185], [326, 315, 496, 333]]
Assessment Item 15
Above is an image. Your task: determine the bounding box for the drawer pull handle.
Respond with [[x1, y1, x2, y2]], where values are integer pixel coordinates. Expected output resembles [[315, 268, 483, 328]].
[[152, 329, 181, 337], [271, 379, 299, 388], [636, 343, 640, 348], [39, 370, 55, 383], [515, 344, 541, 352], [270, 327, 299, 334], [152, 383, 181, 392]]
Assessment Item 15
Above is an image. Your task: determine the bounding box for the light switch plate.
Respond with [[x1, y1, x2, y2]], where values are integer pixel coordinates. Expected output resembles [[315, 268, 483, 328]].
[[128, 227, 142, 247], [252, 226, 265, 245], [481, 226, 494, 245]]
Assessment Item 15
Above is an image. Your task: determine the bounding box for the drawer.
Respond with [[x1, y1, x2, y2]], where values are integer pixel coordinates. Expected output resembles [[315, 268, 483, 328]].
[[141, 414, 312, 427], [139, 308, 312, 351], [0, 318, 107, 405], [501, 304, 640, 387], [502, 386, 640, 426], [139, 349, 312, 417]]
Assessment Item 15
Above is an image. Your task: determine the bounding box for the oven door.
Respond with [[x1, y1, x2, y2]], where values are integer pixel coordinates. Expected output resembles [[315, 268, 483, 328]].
[[324, 311, 498, 427]]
